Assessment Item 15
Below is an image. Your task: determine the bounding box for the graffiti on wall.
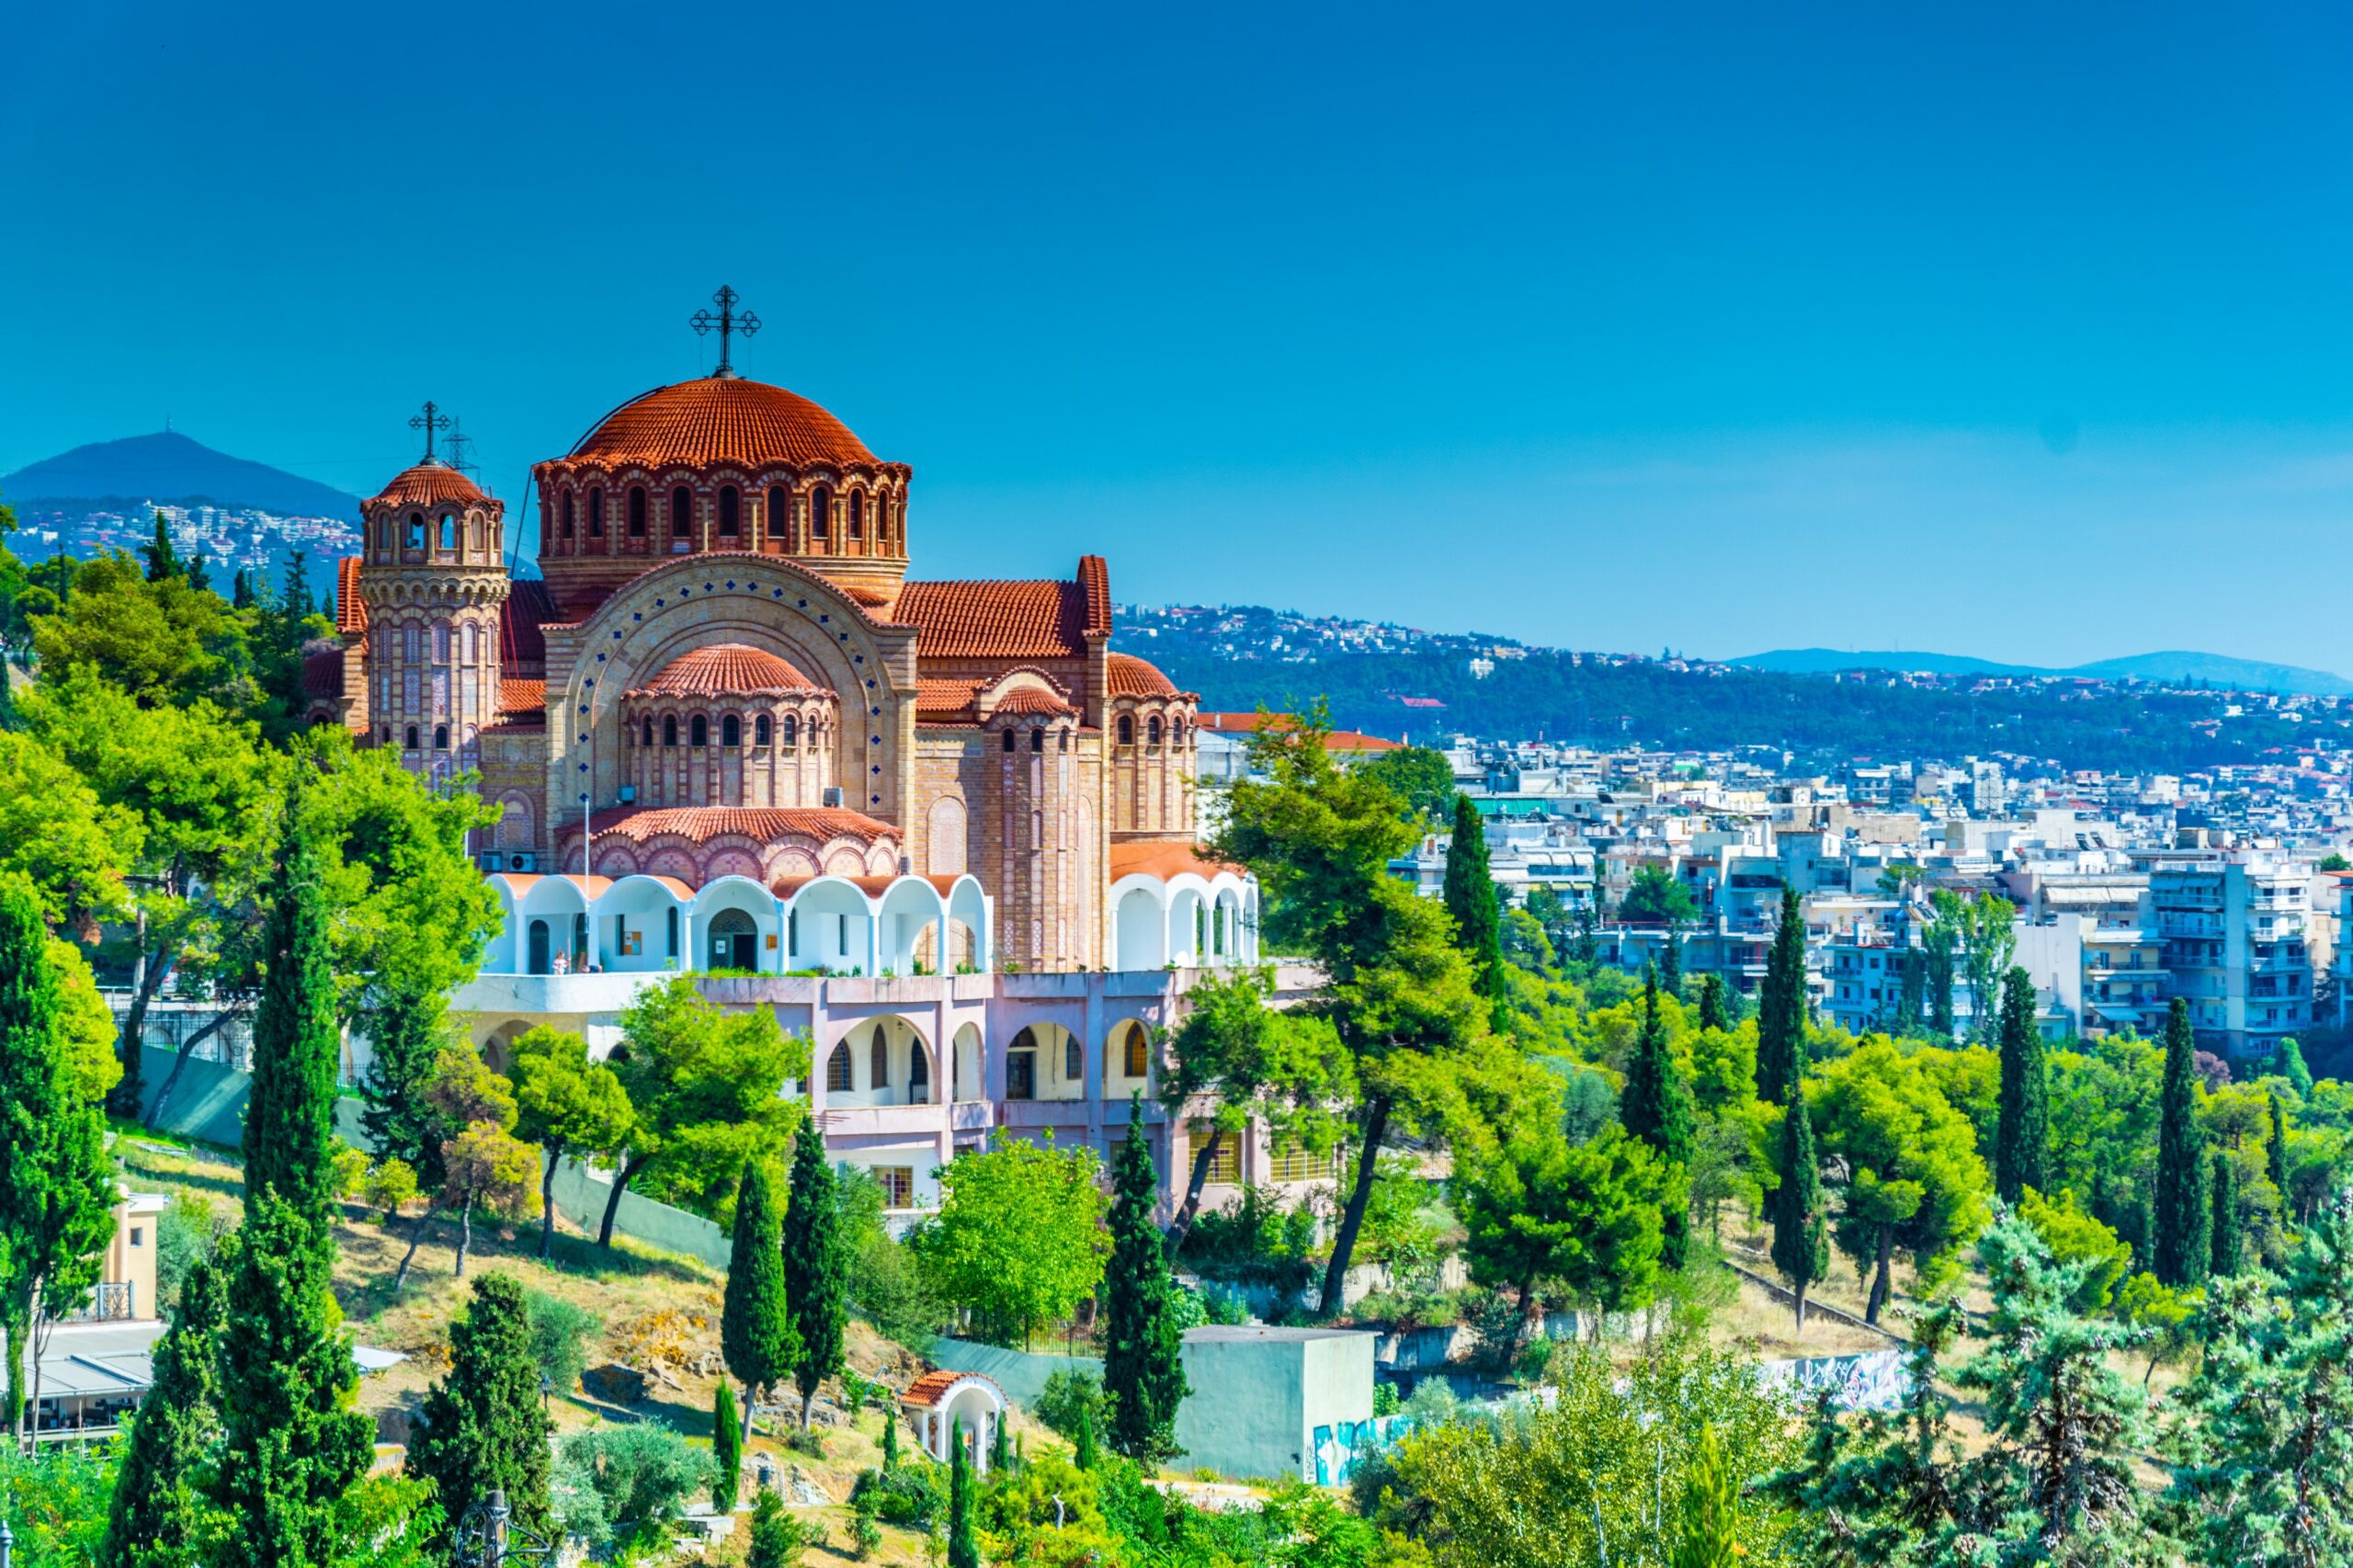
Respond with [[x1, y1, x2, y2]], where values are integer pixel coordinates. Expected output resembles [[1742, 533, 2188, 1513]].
[[1311, 1413, 1419, 1487], [1759, 1349, 1911, 1413]]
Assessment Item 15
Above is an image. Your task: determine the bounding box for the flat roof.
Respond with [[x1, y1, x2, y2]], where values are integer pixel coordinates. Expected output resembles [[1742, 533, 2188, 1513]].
[[1180, 1324, 1371, 1344]]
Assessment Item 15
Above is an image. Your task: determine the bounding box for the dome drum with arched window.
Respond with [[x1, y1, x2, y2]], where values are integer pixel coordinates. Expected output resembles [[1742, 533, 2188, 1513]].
[[355, 459, 510, 776], [620, 643, 839, 811], [1106, 653, 1199, 837]]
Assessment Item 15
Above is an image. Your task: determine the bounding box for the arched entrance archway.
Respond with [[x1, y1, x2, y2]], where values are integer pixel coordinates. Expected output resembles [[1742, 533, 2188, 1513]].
[[709, 907, 757, 971], [528, 918, 551, 975]]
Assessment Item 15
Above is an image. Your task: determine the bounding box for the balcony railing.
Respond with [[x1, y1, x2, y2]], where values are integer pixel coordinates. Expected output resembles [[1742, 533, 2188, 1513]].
[[63, 1281, 133, 1324]]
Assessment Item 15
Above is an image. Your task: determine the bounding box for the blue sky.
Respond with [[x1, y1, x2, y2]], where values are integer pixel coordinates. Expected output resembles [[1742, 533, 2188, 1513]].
[[7, 3, 2353, 668]]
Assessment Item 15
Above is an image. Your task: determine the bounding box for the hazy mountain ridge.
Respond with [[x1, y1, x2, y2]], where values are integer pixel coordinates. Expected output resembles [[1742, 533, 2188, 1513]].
[[3, 431, 360, 518], [1734, 646, 2353, 697]]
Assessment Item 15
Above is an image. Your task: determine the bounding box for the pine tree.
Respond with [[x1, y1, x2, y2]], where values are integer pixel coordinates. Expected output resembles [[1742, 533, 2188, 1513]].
[[1696, 972, 1732, 1032], [1102, 1103, 1189, 1461], [1669, 1425, 1741, 1568], [2154, 999, 2210, 1289], [947, 1416, 980, 1568], [2209, 1153, 2242, 1278], [1443, 792, 1509, 1026], [1768, 1046, 1828, 1332], [97, 1255, 225, 1568], [1620, 965, 1694, 1269], [142, 511, 183, 582], [243, 790, 343, 1236], [408, 1272, 554, 1542], [1994, 967, 2050, 1205], [2268, 1094, 2291, 1201], [783, 1118, 847, 1429], [713, 1382, 743, 1510], [209, 1194, 373, 1568], [722, 1160, 798, 1443], [1073, 1400, 1099, 1471], [749, 1491, 800, 1568], [1756, 885, 1807, 1104]]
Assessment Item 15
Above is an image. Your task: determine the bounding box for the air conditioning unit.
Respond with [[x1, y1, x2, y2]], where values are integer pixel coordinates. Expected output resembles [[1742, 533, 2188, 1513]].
[[823, 786, 845, 808], [481, 851, 538, 874]]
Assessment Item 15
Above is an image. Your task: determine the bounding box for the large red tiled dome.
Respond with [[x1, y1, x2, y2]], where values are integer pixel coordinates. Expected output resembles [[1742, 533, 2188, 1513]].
[[567, 377, 881, 471], [629, 643, 824, 698]]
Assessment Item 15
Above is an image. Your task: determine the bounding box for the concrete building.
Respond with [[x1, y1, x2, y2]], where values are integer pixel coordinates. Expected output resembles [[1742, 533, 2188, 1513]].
[[2144, 852, 2313, 1060]]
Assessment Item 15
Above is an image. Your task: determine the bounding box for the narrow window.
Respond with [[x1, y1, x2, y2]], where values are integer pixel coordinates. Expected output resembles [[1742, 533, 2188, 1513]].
[[589, 487, 606, 537], [781, 714, 798, 746], [404, 725, 419, 750], [756, 715, 771, 744], [377, 517, 391, 553], [1148, 716, 1163, 744], [434, 724, 449, 750], [722, 714, 741, 746], [1030, 728, 1044, 753], [1118, 715, 1133, 744], [671, 485, 694, 545], [439, 514, 456, 551], [1124, 1025, 1149, 1078], [768, 484, 790, 545], [691, 714, 709, 746], [1064, 1035, 1083, 1084], [810, 487, 830, 540], [909, 1048, 929, 1103], [663, 715, 678, 746], [1003, 730, 1016, 753], [628, 486, 647, 537], [406, 512, 425, 549], [826, 1044, 853, 1093], [719, 486, 740, 538], [562, 492, 575, 539], [849, 491, 864, 541], [642, 719, 654, 746], [666, 906, 678, 957], [870, 1026, 889, 1089]]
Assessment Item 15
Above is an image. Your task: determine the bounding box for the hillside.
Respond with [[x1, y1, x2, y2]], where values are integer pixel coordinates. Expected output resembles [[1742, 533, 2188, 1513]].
[[1736, 645, 2353, 697], [3, 430, 359, 517]]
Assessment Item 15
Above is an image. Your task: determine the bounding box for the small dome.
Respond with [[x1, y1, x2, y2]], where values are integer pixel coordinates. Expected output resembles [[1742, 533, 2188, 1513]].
[[567, 378, 881, 472], [1107, 652, 1179, 699], [370, 460, 486, 509], [629, 643, 824, 698]]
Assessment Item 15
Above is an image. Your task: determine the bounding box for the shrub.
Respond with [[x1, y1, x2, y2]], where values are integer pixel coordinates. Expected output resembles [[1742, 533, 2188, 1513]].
[[748, 1490, 807, 1568], [551, 1423, 710, 1554], [1372, 1381, 1401, 1418], [1179, 1186, 1322, 1289], [523, 1290, 602, 1395], [850, 1498, 883, 1559], [851, 1460, 946, 1528], [1034, 1369, 1107, 1442], [154, 1192, 226, 1317]]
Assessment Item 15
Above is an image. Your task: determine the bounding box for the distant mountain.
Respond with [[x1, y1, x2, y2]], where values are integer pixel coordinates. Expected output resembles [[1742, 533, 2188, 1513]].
[[1733, 646, 2353, 697], [2, 431, 359, 517]]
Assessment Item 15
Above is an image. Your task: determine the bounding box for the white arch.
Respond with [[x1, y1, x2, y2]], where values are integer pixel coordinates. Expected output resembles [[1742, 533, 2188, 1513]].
[[1111, 881, 1168, 972], [588, 874, 694, 973], [950, 1022, 983, 1103], [514, 875, 606, 973], [944, 875, 991, 973], [782, 876, 879, 973], [874, 878, 950, 979], [690, 875, 783, 974]]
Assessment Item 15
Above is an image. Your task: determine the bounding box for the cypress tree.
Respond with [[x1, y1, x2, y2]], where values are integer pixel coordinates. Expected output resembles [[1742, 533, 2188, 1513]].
[[2210, 1153, 2243, 1278], [988, 1410, 1009, 1472], [1768, 1044, 1828, 1332], [97, 1255, 225, 1568], [232, 569, 255, 610], [2268, 1094, 2292, 1201], [1073, 1400, 1099, 1471], [2273, 1036, 2314, 1098], [882, 1404, 901, 1470], [1993, 967, 2049, 1205], [1756, 885, 1807, 1104], [209, 1194, 373, 1568], [749, 1492, 798, 1568], [947, 1417, 980, 1568], [1620, 965, 1694, 1269], [1660, 926, 1683, 995], [243, 790, 342, 1235], [722, 1160, 797, 1443], [142, 512, 183, 581], [1102, 1103, 1189, 1460], [1443, 792, 1509, 1025], [1669, 1425, 1741, 1568], [408, 1272, 554, 1542], [782, 1118, 847, 1429], [713, 1382, 743, 1510], [1894, 946, 1927, 1033], [2154, 999, 2210, 1288], [1696, 972, 1731, 1033]]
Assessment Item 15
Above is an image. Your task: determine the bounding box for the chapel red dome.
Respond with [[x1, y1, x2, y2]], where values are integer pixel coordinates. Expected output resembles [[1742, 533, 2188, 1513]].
[[369, 460, 488, 508], [566, 377, 882, 472], [629, 643, 824, 698]]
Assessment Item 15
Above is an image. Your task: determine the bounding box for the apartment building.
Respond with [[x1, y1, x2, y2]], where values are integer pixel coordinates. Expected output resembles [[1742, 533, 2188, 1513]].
[[2143, 852, 2313, 1060]]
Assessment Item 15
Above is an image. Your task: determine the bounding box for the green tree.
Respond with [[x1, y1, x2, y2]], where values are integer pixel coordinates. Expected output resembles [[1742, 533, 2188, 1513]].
[[1354, 744, 1459, 826], [722, 1159, 797, 1444], [881, 1405, 900, 1471], [947, 1417, 980, 1568], [1072, 1401, 1099, 1471], [209, 1194, 374, 1568], [1669, 1426, 1741, 1568], [1619, 964, 1694, 1269], [422, 1044, 541, 1279], [1457, 1124, 1677, 1335], [508, 1025, 632, 1258], [1620, 863, 1700, 926], [1921, 915, 1958, 1037], [2272, 1037, 2314, 1098], [1696, 972, 1731, 1033], [2268, 1094, 2291, 1199], [784, 1119, 848, 1428], [241, 787, 342, 1234], [2209, 1153, 2243, 1277], [912, 1135, 1108, 1349], [1659, 926, 1683, 995], [748, 1490, 801, 1568], [97, 1254, 225, 1568], [1443, 791, 1509, 1025], [1101, 1104, 1188, 1462], [32, 551, 253, 708], [141, 512, 184, 582], [2154, 999, 2211, 1289], [550, 1424, 709, 1558], [408, 1273, 555, 1544], [1769, 1054, 1829, 1332], [1994, 966, 2050, 1205], [1756, 885, 1807, 1104], [2018, 1187, 2132, 1313], [712, 1382, 742, 1510], [0, 874, 118, 1447]]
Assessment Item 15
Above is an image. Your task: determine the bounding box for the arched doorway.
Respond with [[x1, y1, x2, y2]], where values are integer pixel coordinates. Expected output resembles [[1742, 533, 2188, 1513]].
[[908, 1042, 931, 1105], [709, 907, 757, 971], [528, 919, 551, 975]]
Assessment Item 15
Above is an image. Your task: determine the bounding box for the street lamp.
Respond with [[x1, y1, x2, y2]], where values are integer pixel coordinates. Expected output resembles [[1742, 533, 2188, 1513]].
[[452, 1487, 553, 1568]]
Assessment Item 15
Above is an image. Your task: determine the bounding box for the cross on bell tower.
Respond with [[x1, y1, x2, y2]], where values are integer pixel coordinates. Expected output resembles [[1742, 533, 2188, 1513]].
[[691, 286, 760, 378], [409, 400, 452, 463]]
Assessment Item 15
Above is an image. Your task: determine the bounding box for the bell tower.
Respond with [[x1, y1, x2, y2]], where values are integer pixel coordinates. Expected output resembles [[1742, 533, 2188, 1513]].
[[357, 402, 511, 779]]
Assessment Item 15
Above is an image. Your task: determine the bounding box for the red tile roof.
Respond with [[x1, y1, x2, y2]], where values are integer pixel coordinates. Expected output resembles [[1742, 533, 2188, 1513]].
[[502, 579, 558, 673], [628, 644, 821, 698], [1109, 840, 1245, 883], [1195, 711, 1403, 754], [563, 377, 883, 472], [301, 644, 344, 699], [901, 1369, 995, 1408], [897, 574, 1096, 660], [1077, 554, 1111, 637], [369, 460, 487, 509], [992, 685, 1076, 716], [1107, 652, 1179, 699], [498, 679, 546, 715], [335, 556, 367, 634], [582, 805, 897, 846], [915, 678, 984, 722]]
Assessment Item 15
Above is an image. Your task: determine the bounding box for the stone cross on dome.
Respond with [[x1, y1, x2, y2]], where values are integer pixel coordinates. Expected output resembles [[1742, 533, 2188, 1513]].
[[690, 285, 760, 378], [409, 400, 451, 463]]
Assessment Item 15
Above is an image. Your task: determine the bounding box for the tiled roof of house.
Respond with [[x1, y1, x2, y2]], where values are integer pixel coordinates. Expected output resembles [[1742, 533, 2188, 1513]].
[[901, 1369, 1001, 1408], [628, 644, 822, 698], [562, 377, 885, 472], [1109, 840, 1245, 883], [1195, 711, 1403, 753], [335, 556, 367, 634], [915, 678, 985, 722], [991, 685, 1076, 716], [498, 679, 546, 715], [897, 574, 1097, 660], [301, 644, 344, 699], [369, 460, 486, 509], [1107, 652, 1180, 699], [581, 805, 897, 846]]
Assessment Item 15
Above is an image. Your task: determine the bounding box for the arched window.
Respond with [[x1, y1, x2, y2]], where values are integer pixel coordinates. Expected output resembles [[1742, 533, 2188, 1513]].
[[849, 491, 864, 541], [755, 715, 771, 745], [809, 487, 830, 540], [1006, 1027, 1037, 1100], [826, 1043, 853, 1093], [463, 624, 478, 664], [1118, 715, 1133, 744], [666, 906, 678, 958], [438, 514, 456, 551], [719, 487, 739, 538], [780, 714, 798, 745], [767, 484, 790, 546], [406, 512, 425, 549], [433, 723, 449, 750], [663, 715, 678, 746], [1064, 1035, 1083, 1084], [404, 724, 420, 750], [1059, 731, 1071, 752], [870, 1026, 889, 1090], [588, 487, 605, 537], [722, 714, 741, 746], [472, 515, 485, 552], [1124, 1024, 1149, 1078], [1030, 728, 1045, 753], [908, 1043, 929, 1103], [628, 487, 647, 537], [671, 485, 694, 545], [1173, 718, 1186, 744], [642, 719, 654, 746], [690, 714, 710, 746], [561, 493, 575, 539], [1148, 716, 1163, 744], [1002, 729, 1016, 753], [380, 725, 392, 744], [377, 517, 392, 553]]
